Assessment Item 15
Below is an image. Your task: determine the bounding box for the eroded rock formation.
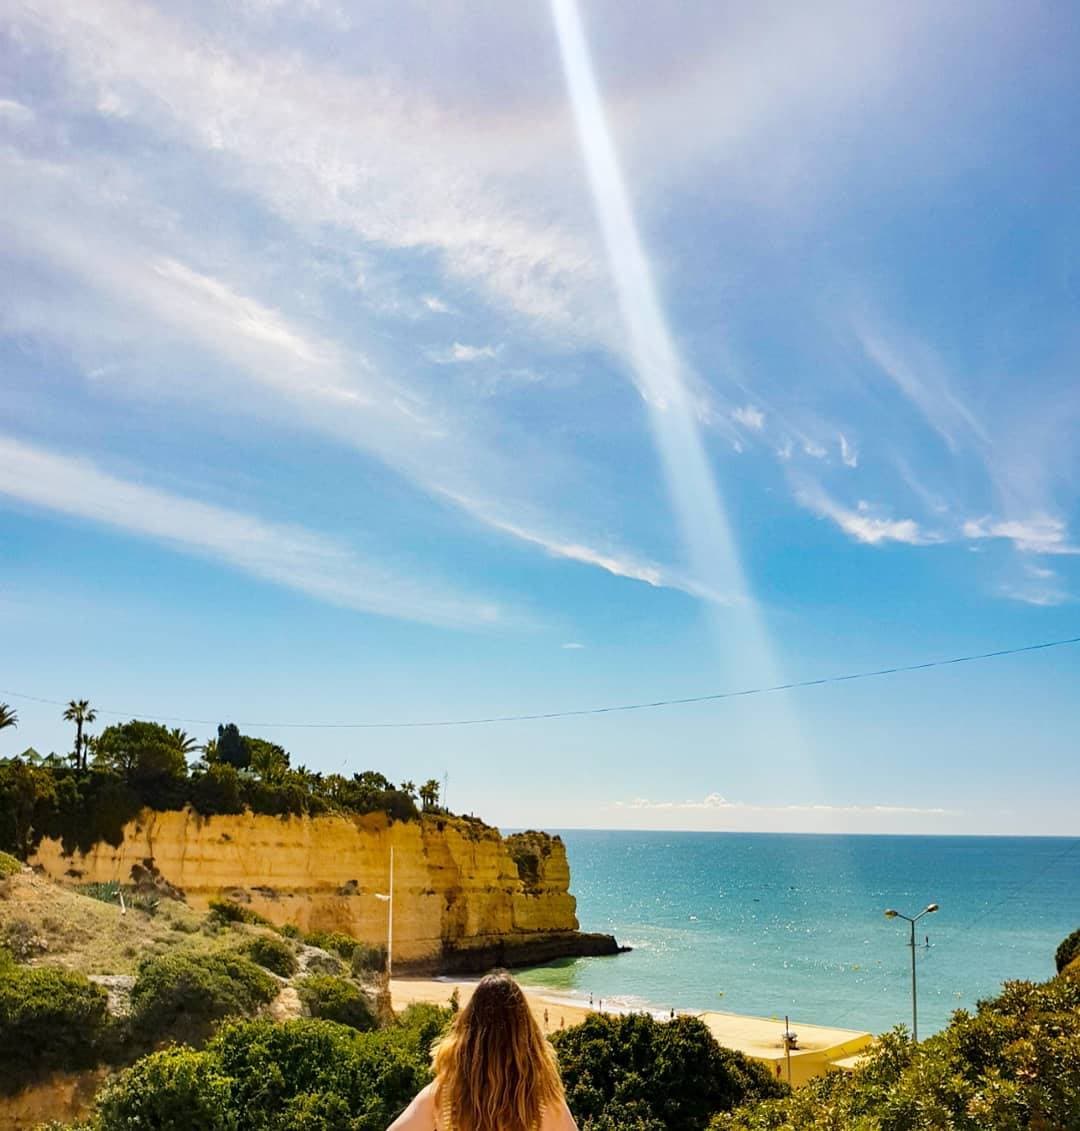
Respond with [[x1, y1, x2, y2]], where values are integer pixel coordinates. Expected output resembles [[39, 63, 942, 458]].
[[30, 810, 621, 972]]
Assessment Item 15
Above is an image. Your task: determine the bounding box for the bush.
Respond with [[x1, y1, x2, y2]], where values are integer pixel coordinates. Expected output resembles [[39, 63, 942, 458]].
[[207, 1017, 428, 1128], [553, 1013, 785, 1131], [303, 929, 362, 961], [130, 950, 277, 1043], [0, 850, 20, 877], [717, 974, 1080, 1130], [94, 1046, 237, 1130], [242, 933, 298, 978], [1056, 927, 1080, 973], [207, 898, 273, 928], [0, 963, 109, 1088], [350, 943, 388, 977], [297, 975, 377, 1031], [1, 916, 49, 961]]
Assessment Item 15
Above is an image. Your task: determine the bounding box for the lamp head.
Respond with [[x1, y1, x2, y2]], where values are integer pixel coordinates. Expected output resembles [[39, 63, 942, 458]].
[[884, 909, 899, 918], [925, 903, 939, 914]]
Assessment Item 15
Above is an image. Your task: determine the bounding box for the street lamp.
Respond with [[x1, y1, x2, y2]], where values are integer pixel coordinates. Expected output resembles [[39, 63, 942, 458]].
[[884, 903, 938, 1042], [373, 846, 395, 981]]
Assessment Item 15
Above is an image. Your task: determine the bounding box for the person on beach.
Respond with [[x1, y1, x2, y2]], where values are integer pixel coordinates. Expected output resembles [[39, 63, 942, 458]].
[[388, 970, 579, 1131]]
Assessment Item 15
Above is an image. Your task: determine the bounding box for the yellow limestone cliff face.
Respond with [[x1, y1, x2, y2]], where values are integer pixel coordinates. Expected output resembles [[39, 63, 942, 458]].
[[29, 811, 581, 970]]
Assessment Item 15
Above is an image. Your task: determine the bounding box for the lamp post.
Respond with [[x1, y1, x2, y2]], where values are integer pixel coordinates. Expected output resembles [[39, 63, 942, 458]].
[[884, 903, 938, 1042], [374, 846, 395, 982]]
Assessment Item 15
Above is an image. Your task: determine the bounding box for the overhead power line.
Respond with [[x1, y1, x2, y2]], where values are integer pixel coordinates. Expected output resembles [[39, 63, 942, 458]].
[[2, 634, 1078, 731]]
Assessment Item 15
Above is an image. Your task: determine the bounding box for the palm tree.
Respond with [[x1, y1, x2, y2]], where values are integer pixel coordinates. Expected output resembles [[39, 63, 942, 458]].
[[0, 703, 17, 733], [63, 699, 97, 772], [419, 778, 441, 811], [400, 780, 418, 800], [169, 728, 200, 755]]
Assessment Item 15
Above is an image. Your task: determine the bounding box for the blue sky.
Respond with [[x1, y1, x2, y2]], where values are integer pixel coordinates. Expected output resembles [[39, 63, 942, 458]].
[[2, 0, 1079, 835]]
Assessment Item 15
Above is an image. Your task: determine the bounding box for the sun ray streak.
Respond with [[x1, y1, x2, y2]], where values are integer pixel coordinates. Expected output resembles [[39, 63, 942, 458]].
[[551, 0, 814, 783]]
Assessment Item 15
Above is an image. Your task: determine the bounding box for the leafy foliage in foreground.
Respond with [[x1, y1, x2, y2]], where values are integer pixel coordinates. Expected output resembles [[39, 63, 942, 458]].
[[715, 966, 1080, 1131], [242, 933, 299, 978], [129, 950, 278, 1044], [553, 1012, 786, 1131], [297, 975, 377, 1031], [1056, 926, 1080, 974], [0, 949, 110, 1090], [83, 1005, 451, 1131]]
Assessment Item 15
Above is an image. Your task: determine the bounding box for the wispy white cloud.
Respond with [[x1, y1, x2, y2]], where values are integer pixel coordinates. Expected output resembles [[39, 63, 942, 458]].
[[839, 433, 858, 468], [795, 480, 939, 546], [427, 342, 499, 364], [803, 439, 827, 459], [962, 515, 1079, 555], [11, 0, 613, 346], [613, 792, 958, 816], [422, 295, 450, 314], [0, 98, 35, 124], [0, 435, 506, 629], [732, 404, 765, 431], [856, 321, 988, 451], [561, 641, 586, 650]]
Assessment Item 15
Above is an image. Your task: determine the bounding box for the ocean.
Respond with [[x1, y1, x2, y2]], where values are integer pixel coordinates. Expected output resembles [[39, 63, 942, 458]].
[[515, 831, 1080, 1035]]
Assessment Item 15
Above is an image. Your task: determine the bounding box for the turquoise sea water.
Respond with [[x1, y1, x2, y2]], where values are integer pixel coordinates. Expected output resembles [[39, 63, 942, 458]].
[[515, 832, 1080, 1035]]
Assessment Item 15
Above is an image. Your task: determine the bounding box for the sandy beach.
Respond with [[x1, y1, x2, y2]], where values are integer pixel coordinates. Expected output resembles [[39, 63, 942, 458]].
[[390, 977, 873, 1087]]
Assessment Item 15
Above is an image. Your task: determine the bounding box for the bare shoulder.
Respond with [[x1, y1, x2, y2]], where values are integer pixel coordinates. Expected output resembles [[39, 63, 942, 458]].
[[544, 1098, 580, 1131], [386, 1082, 436, 1130]]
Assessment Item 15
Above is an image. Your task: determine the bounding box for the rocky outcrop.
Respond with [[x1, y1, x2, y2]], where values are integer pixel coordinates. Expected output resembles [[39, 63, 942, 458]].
[[29, 810, 622, 972]]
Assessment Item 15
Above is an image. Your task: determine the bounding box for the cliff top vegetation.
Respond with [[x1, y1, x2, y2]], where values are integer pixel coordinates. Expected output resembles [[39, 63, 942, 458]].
[[0, 704, 499, 859]]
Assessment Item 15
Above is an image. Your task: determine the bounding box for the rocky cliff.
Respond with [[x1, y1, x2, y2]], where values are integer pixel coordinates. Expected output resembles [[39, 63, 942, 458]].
[[29, 810, 621, 972]]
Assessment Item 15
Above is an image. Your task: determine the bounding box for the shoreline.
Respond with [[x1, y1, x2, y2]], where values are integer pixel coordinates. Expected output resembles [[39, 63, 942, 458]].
[[390, 975, 874, 1087]]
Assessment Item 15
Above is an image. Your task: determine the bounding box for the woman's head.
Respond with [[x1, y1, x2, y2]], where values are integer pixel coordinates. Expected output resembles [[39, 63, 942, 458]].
[[432, 970, 563, 1131]]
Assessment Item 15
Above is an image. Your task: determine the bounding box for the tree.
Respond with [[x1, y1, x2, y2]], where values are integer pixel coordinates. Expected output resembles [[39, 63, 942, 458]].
[[554, 1013, 784, 1131], [400, 780, 418, 800], [0, 757, 58, 858], [247, 738, 290, 783], [94, 721, 188, 809], [0, 704, 17, 734], [419, 778, 441, 811], [216, 724, 249, 771], [170, 729, 200, 755], [63, 699, 97, 772]]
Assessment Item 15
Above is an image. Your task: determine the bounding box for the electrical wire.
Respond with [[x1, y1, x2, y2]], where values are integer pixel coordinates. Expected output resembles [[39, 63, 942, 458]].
[[1, 634, 1078, 730]]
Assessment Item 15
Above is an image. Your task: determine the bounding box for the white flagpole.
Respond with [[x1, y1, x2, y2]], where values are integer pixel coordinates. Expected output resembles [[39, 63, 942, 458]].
[[387, 845, 394, 980]]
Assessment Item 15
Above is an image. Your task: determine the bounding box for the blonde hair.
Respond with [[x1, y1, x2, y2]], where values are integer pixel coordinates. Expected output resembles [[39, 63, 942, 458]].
[[432, 970, 564, 1131]]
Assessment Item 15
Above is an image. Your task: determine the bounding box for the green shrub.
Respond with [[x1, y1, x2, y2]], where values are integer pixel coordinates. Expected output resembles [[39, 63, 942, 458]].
[[302, 929, 361, 961], [1056, 927, 1080, 973], [242, 933, 298, 978], [0, 963, 109, 1088], [94, 1046, 237, 1130], [77, 881, 122, 905], [207, 898, 273, 928], [0, 850, 20, 878], [208, 1017, 428, 1129], [130, 950, 277, 1043], [554, 1013, 785, 1131], [280, 923, 303, 940], [350, 943, 388, 977], [297, 975, 377, 1031], [718, 974, 1080, 1130]]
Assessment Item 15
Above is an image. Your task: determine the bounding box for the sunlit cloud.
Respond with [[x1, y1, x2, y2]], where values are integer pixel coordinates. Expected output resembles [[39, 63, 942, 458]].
[[427, 342, 499, 364], [0, 435, 507, 629], [839, 433, 858, 468], [732, 404, 765, 431], [795, 481, 939, 546], [613, 792, 959, 817], [963, 515, 1079, 556]]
